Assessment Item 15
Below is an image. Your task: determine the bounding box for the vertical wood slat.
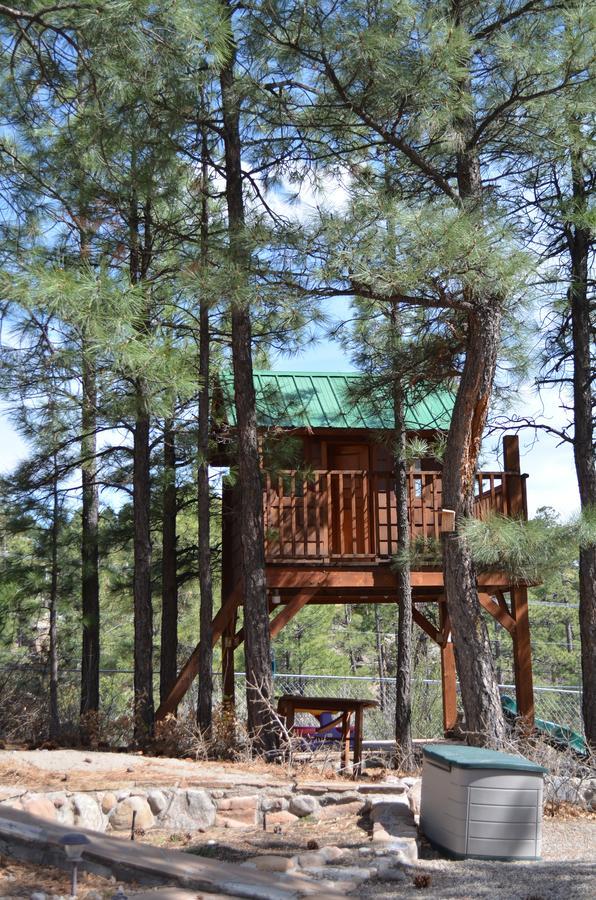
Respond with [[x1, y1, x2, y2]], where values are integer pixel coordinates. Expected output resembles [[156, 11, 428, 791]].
[[303, 474, 308, 557], [290, 473, 296, 559], [279, 474, 285, 556], [351, 473, 357, 554], [315, 474, 321, 556], [339, 474, 346, 557], [408, 473, 415, 538], [325, 472, 333, 556], [364, 472, 369, 555]]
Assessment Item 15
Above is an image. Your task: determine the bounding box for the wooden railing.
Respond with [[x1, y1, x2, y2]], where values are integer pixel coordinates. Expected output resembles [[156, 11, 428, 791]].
[[263, 469, 526, 562]]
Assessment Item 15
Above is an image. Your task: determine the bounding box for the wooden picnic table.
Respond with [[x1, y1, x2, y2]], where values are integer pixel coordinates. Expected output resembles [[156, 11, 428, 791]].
[[277, 694, 378, 771]]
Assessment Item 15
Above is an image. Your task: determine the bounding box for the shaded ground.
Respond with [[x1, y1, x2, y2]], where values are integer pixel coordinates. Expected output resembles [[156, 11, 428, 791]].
[[0, 855, 125, 898], [0, 749, 594, 899]]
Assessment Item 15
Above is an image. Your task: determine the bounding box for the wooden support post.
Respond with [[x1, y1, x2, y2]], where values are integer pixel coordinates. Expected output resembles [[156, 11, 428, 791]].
[[353, 705, 364, 776], [503, 435, 527, 519], [510, 585, 535, 727], [439, 602, 457, 733], [222, 606, 238, 705], [341, 711, 351, 771]]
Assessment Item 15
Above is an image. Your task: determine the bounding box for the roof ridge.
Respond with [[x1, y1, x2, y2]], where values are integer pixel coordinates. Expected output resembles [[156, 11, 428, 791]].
[[252, 369, 359, 377]]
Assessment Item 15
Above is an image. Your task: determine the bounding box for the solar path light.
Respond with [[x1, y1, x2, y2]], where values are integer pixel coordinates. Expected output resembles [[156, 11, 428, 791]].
[[58, 832, 90, 897]]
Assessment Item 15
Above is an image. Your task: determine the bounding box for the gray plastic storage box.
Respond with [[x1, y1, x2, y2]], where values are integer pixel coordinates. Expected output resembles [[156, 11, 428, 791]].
[[420, 744, 546, 860]]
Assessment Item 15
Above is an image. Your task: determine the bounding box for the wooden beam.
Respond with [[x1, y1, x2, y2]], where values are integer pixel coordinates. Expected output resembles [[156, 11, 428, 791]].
[[511, 585, 535, 726], [412, 607, 441, 644], [234, 590, 318, 648], [478, 592, 516, 634], [155, 583, 241, 721], [270, 590, 318, 637], [265, 566, 531, 592]]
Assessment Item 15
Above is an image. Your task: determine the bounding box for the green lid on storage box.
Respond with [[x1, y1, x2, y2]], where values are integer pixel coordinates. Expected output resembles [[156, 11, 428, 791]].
[[422, 744, 547, 773]]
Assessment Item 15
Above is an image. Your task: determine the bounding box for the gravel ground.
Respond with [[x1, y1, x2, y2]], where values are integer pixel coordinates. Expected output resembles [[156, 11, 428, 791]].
[[0, 750, 593, 899]]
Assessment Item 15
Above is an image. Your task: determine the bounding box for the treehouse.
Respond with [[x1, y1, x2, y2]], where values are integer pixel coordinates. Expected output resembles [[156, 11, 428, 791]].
[[158, 371, 535, 733]]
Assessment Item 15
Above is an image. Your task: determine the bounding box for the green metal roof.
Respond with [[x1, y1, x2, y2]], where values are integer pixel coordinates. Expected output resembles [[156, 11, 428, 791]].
[[222, 371, 453, 431]]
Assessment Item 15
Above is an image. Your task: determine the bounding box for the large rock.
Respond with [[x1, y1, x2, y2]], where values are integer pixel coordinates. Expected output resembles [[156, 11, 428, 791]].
[[110, 796, 154, 831], [72, 794, 104, 832], [318, 800, 363, 820], [101, 792, 117, 814], [147, 789, 169, 816], [319, 791, 362, 806], [159, 789, 215, 831], [252, 855, 298, 873], [216, 794, 258, 812], [288, 795, 321, 818], [264, 809, 298, 828], [20, 796, 56, 822], [368, 796, 412, 825]]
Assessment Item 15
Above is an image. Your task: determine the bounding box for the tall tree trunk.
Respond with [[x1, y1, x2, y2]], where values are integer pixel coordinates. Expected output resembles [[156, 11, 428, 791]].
[[160, 419, 177, 706], [130, 185, 154, 742], [440, 0, 505, 747], [442, 307, 505, 745], [133, 386, 154, 740], [49, 455, 60, 741], [393, 376, 414, 767], [197, 120, 214, 733], [568, 143, 596, 750], [220, 0, 275, 753], [373, 604, 387, 709], [80, 338, 100, 730]]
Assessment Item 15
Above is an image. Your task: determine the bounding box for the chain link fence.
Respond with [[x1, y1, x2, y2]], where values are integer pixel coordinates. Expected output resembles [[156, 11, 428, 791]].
[[0, 665, 584, 744], [212, 673, 584, 741]]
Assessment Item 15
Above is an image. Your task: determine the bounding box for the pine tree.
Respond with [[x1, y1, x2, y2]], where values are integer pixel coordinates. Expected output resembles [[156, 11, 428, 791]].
[[260, 0, 586, 745]]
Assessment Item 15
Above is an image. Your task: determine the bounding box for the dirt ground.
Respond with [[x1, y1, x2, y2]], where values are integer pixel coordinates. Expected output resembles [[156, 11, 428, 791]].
[[0, 749, 594, 899], [0, 747, 297, 794], [1, 814, 594, 899]]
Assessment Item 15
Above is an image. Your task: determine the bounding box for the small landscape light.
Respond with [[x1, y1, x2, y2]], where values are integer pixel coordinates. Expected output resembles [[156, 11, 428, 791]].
[[271, 590, 281, 605], [59, 832, 90, 896]]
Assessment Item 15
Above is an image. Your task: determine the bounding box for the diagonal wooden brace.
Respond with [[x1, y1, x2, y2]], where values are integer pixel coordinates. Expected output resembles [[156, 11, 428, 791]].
[[233, 589, 319, 648], [155, 583, 241, 721], [478, 591, 516, 634]]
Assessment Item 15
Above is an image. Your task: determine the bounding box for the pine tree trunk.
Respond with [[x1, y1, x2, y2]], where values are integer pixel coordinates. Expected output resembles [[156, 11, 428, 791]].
[[440, 0, 505, 747], [49, 458, 60, 741], [393, 378, 414, 767], [568, 145, 596, 750], [442, 308, 505, 745], [160, 420, 177, 706], [220, 0, 275, 753], [80, 340, 100, 728], [130, 179, 154, 743], [374, 604, 386, 710], [197, 121, 214, 733], [133, 383, 154, 741], [197, 297, 213, 732]]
